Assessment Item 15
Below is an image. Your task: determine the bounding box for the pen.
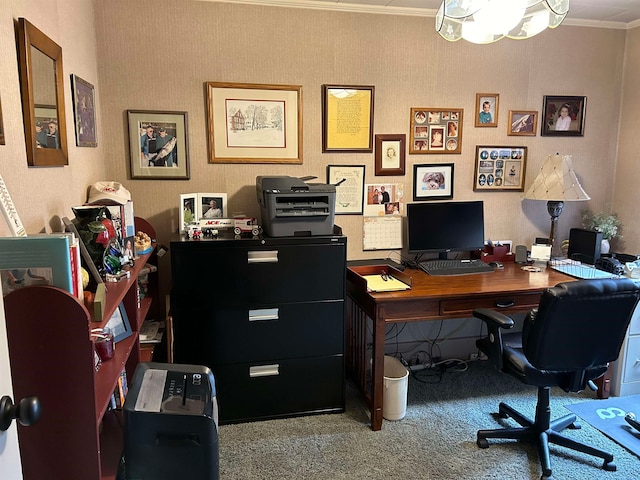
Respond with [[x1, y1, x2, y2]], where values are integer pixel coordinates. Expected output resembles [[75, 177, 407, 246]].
[[380, 272, 388, 281]]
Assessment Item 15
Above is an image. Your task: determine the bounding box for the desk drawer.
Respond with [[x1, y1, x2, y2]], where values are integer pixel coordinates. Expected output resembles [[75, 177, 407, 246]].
[[440, 292, 540, 317]]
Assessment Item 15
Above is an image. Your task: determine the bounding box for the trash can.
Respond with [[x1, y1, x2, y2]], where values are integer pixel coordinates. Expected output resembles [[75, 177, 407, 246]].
[[383, 355, 409, 421]]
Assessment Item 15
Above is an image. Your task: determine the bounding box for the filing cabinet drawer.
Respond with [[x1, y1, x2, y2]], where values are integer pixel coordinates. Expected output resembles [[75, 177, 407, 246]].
[[213, 355, 345, 424]]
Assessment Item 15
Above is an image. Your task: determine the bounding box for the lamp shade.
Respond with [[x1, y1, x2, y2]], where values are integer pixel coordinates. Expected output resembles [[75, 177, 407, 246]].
[[523, 154, 590, 202]]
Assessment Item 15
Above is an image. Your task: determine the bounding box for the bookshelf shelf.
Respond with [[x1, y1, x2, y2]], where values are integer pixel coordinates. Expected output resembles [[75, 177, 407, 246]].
[[4, 217, 158, 480]]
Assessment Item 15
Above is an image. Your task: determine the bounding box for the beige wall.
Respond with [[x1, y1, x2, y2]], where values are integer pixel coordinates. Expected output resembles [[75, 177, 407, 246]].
[[0, 0, 106, 236]]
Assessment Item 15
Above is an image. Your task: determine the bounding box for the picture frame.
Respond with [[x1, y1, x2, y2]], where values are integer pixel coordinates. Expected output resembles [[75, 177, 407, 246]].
[[508, 110, 538, 136], [71, 74, 97, 147], [413, 164, 454, 201], [180, 193, 197, 231], [364, 183, 404, 217], [0, 96, 5, 145], [206, 82, 302, 164], [473, 146, 527, 192], [475, 93, 499, 127], [127, 110, 190, 180], [326, 165, 365, 215], [541, 95, 586, 136], [409, 108, 463, 154], [105, 302, 132, 343], [322, 85, 375, 153], [197, 193, 228, 220], [375, 134, 405, 176]]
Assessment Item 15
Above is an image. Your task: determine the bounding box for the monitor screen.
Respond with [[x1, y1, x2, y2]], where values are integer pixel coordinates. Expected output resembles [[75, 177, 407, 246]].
[[407, 200, 485, 257]]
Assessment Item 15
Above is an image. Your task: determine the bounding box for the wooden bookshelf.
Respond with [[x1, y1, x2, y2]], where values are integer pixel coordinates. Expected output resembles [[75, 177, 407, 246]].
[[4, 217, 157, 480]]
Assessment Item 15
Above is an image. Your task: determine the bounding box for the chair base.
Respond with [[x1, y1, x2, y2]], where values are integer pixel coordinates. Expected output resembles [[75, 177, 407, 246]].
[[476, 387, 615, 480]]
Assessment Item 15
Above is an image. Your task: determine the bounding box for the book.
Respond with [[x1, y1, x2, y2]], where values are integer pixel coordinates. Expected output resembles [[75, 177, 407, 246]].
[[0, 234, 73, 295]]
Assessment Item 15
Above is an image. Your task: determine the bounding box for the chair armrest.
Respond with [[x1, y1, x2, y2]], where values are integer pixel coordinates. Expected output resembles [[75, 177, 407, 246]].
[[473, 308, 515, 329], [473, 308, 515, 371]]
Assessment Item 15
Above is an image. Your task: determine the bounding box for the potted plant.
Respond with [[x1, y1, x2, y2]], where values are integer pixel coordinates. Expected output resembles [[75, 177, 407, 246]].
[[581, 208, 622, 254]]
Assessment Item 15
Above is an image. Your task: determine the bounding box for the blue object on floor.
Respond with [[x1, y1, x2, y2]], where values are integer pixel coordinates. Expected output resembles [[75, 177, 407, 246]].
[[565, 394, 640, 457]]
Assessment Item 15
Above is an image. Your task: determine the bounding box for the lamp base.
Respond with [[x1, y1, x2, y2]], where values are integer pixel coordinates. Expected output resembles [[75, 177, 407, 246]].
[[547, 200, 564, 259]]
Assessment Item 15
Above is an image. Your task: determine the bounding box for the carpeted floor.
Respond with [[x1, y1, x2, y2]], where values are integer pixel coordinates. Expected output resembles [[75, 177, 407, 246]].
[[218, 360, 640, 480]]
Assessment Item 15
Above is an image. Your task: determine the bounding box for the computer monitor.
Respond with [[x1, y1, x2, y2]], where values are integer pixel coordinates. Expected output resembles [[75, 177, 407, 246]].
[[407, 200, 485, 259]]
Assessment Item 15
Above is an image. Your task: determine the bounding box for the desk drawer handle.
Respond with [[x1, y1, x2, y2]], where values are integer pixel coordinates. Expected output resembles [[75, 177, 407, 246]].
[[249, 364, 279, 377], [495, 299, 515, 308], [249, 308, 279, 322], [247, 250, 278, 264]]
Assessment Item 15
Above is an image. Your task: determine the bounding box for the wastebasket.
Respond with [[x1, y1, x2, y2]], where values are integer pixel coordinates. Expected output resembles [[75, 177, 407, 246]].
[[382, 355, 409, 420]]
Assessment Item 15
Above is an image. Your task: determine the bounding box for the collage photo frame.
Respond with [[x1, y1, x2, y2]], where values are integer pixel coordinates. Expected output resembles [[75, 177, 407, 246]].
[[409, 108, 463, 154]]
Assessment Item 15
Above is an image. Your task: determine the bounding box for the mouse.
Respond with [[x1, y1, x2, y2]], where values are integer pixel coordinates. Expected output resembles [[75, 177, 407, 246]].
[[489, 261, 504, 269]]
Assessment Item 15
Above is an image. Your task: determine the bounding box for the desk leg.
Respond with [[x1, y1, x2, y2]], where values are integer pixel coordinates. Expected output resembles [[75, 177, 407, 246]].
[[370, 305, 386, 431]]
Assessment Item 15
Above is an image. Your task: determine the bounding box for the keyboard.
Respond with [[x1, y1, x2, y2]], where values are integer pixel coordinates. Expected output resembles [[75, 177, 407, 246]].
[[419, 259, 494, 276]]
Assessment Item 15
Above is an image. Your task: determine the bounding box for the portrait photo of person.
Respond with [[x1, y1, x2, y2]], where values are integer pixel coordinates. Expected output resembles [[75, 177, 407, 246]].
[[475, 94, 499, 127]]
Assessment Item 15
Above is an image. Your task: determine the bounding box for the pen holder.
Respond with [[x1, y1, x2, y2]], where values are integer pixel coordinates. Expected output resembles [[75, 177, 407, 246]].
[[91, 327, 115, 361]]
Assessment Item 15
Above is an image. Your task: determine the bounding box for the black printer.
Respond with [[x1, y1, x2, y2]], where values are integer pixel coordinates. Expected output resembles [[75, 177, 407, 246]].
[[256, 176, 336, 237]]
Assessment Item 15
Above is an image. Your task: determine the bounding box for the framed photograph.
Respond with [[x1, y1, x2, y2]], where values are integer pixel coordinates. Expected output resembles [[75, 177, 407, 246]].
[[206, 82, 302, 164], [105, 302, 132, 343], [326, 165, 365, 215], [71, 74, 97, 147], [508, 110, 538, 136], [413, 164, 454, 201], [0, 96, 5, 145], [475, 93, 499, 127], [409, 108, 463, 154], [364, 183, 404, 217], [473, 146, 527, 192], [127, 110, 190, 180], [375, 134, 405, 176], [180, 193, 197, 231], [198, 193, 228, 220], [322, 85, 374, 152], [541, 95, 586, 136]]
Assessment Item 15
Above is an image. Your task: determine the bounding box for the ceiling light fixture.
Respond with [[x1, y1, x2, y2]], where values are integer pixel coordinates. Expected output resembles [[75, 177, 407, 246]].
[[436, 0, 570, 44]]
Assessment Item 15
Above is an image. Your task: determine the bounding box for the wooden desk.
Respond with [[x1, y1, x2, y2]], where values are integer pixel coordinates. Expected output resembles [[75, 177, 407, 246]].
[[346, 262, 574, 431]]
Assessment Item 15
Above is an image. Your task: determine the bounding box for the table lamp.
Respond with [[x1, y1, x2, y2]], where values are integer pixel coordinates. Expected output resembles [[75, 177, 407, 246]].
[[523, 153, 590, 258]]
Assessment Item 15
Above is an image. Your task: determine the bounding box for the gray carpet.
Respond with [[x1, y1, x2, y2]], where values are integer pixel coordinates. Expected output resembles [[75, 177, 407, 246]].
[[218, 361, 640, 479]]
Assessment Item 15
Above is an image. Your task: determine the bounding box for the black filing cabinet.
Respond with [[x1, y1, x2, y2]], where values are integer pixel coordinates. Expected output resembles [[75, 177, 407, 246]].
[[170, 233, 347, 424]]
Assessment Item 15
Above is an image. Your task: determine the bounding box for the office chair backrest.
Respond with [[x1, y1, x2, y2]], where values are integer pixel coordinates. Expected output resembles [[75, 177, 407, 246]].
[[523, 278, 640, 372]]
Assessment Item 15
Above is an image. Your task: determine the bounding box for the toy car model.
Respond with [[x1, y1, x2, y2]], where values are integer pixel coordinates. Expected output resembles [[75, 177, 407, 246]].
[[232, 217, 262, 236]]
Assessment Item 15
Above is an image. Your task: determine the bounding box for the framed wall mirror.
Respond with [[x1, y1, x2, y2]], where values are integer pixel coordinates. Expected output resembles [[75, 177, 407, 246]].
[[16, 17, 68, 166]]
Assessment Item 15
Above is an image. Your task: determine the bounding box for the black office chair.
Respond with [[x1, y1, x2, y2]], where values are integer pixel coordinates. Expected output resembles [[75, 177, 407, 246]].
[[473, 278, 640, 480]]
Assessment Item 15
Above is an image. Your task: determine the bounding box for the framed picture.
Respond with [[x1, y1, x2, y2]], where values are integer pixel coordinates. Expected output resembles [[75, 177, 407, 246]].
[[34, 105, 59, 149], [326, 164, 365, 215], [413, 164, 454, 201], [375, 134, 405, 176], [0, 96, 5, 145], [322, 85, 374, 152], [206, 82, 302, 164], [127, 110, 190, 180], [409, 108, 463, 154], [475, 93, 499, 127], [71, 74, 97, 147], [473, 146, 527, 192], [198, 193, 228, 220], [180, 193, 197, 231], [541, 95, 586, 136], [105, 302, 132, 343], [508, 110, 538, 136]]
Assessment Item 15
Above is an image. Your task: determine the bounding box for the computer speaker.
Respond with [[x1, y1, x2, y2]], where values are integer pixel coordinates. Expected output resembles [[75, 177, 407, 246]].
[[515, 245, 528, 264]]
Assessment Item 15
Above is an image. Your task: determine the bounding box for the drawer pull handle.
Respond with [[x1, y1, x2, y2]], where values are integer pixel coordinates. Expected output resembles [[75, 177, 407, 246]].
[[249, 308, 279, 322], [250, 364, 279, 377], [247, 250, 278, 264], [495, 299, 515, 308]]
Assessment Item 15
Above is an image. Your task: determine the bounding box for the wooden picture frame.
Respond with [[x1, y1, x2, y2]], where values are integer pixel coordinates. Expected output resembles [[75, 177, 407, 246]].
[[0, 96, 5, 145], [206, 82, 302, 164], [409, 108, 463, 154], [127, 110, 189, 180], [322, 85, 374, 152], [541, 95, 586, 136], [105, 302, 132, 343], [413, 163, 454, 201], [475, 93, 499, 127], [71, 74, 97, 147], [326, 164, 365, 215], [508, 110, 537, 136], [375, 134, 405, 176], [473, 146, 527, 192]]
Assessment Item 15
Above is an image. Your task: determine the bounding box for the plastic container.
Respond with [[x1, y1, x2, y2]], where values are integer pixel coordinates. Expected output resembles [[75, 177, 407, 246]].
[[382, 355, 409, 421]]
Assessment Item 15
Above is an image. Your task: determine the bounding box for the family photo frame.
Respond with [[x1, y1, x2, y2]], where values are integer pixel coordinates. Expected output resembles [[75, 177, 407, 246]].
[[475, 93, 499, 127], [180, 192, 228, 230], [206, 82, 302, 163], [473, 146, 527, 192], [71, 74, 97, 147], [409, 108, 463, 154], [542, 95, 586, 136], [105, 302, 132, 343], [127, 110, 190, 180], [508, 110, 538, 136], [326, 165, 365, 215], [322, 85, 375, 153], [413, 163, 454, 201], [374, 134, 405, 176]]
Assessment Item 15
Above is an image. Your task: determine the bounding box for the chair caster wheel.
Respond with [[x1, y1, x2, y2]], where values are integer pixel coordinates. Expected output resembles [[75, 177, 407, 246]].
[[603, 461, 616, 472], [541, 474, 554, 480], [567, 421, 581, 430], [477, 437, 489, 449]]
